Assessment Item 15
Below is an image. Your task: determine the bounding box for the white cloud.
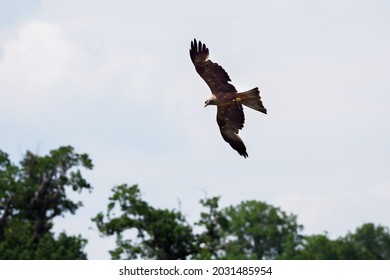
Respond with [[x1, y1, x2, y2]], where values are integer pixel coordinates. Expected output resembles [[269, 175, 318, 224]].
[[0, 17, 168, 136], [0, 21, 81, 114]]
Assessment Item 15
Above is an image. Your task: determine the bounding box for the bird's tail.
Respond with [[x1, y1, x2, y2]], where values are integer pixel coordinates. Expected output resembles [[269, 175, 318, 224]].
[[237, 87, 267, 114]]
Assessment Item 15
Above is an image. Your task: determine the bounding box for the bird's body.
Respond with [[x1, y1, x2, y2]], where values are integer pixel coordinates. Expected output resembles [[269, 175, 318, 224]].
[[189, 39, 267, 158]]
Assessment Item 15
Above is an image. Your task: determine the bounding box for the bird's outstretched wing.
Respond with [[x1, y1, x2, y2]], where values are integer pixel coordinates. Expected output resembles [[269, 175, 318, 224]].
[[217, 103, 248, 158], [189, 39, 236, 93]]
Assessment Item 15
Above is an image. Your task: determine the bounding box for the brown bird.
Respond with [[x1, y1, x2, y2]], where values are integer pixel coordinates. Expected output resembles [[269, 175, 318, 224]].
[[189, 39, 267, 158]]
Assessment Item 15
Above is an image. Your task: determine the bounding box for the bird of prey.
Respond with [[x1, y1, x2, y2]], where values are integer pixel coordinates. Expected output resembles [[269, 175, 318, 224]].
[[189, 39, 267, 158]]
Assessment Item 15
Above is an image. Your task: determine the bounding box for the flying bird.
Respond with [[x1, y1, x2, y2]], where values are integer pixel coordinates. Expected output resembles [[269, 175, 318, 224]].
[[189, 39, 267, 158]]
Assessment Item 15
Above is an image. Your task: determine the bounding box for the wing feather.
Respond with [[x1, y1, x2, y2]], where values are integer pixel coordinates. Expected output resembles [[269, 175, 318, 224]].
[[217, 103, 248, 157], [190, 39, 236, 93]]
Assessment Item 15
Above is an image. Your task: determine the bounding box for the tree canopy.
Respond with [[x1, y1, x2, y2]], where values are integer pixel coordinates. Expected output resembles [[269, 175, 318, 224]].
[[0, 146, 92, 259], [92, 184, 195, 259], [1, 146, 390, 260], [93, 184, 390, 260]]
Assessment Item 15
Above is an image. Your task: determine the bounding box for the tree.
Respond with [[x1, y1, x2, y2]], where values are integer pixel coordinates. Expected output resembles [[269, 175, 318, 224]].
[[339, 223, 390, 259], [0, 146, 92, 259], [222, 200, 303, 259], [285, 234, 341, 259], [0, 150, 19, 241], [194, 196, 228, 259], [3, 147, 390, 260], [93, 184, 196, 259], [94, 185, 303, 260], [285, 224, 390, 260]]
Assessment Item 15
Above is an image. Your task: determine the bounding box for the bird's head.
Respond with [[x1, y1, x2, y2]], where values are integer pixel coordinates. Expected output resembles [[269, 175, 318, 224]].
[[204, 95, 217, 107]]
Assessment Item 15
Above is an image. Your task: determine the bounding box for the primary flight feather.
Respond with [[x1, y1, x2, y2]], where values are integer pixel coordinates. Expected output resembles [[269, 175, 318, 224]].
[[189, 39, 267, 158]]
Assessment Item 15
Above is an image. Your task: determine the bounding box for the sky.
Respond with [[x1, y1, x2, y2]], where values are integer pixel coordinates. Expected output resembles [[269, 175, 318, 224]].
[[1, 0, 389, 259]]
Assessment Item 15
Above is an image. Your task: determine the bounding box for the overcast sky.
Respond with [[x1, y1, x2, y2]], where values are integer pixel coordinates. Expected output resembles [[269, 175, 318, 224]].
[[1, 0, 389, 259]]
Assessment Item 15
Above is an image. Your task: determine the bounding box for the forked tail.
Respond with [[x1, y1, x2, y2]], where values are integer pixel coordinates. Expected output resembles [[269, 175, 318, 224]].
[[237, 87, 267, 114]]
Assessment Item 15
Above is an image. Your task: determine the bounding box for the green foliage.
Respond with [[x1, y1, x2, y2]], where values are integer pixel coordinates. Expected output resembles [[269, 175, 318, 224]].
[[3, 146, 390, 260], [285, 234, 341, 259], [0, 219, 87, 259], [194, 196, 229, 259], [0, 146, 92, 259], [33, 232, 87, 260], [93, 184, 195, 259], [222, 201, 303, 260], [286, 223, 390, 260], [94, 184, 390, 260], [94, 185, 303, 260], [340, 223, 390, 259]]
